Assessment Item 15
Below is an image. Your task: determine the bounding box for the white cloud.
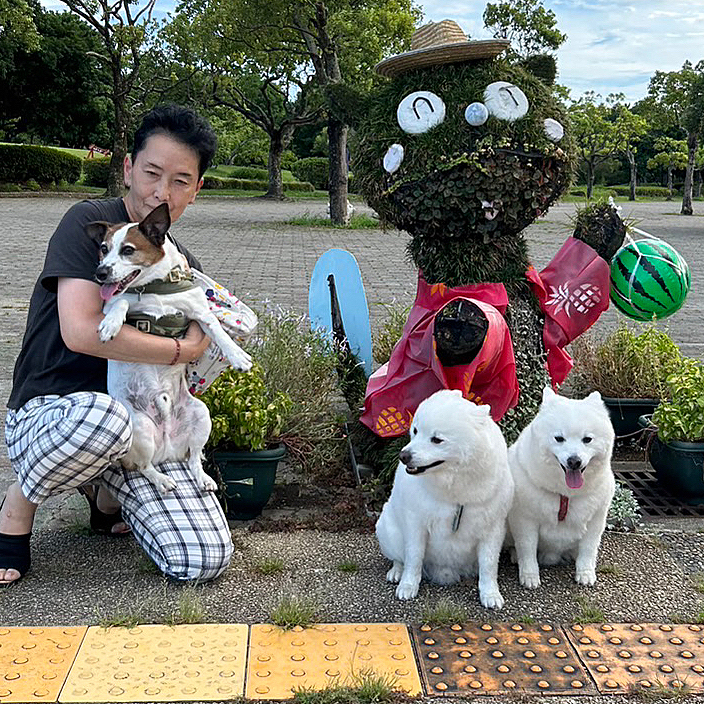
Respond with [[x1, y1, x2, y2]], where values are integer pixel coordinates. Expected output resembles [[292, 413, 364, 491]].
[[420, 0, 704, 102]]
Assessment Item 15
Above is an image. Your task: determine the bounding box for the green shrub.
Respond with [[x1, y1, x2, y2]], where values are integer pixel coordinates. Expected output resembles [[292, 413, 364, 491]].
[[201, 175, 314, 192], [291, 157, 329, 190], [611, 185, 675, 198], [0, 144, 81, 184], [373, 301, 410, 365], [201, 362, 291, 451], [651, 359, 704, 442], [569, 324, 682, 399], [82, 156, 111, 187]]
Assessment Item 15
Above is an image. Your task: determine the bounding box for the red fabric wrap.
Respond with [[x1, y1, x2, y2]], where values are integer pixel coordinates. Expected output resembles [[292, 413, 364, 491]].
[[528, 237, 610, 387], [361, 273, 519, 438]]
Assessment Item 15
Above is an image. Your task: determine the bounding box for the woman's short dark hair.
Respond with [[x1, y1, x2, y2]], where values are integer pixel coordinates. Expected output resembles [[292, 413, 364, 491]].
[[131, 104, 217, 179]]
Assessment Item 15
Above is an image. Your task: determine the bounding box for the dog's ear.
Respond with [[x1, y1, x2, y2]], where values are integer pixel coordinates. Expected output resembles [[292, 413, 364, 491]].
[[139, 203, 171, 247], [542, 386, 556, 404], [86, 221, 110, 244], [586, 390, 603, 404], [477, 403, 491, 417]]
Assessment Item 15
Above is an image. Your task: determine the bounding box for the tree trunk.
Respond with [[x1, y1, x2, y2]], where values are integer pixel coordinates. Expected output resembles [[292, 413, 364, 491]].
[[265, 130, 285, 200], [695, 169, 702, 198], [666, 167, 673, 200], [627, 148, 637, 201], [681, 131, 698, 215], [586, 161, 595, 199], [328, 116, 349, 225], [106, 111, 127, 197]]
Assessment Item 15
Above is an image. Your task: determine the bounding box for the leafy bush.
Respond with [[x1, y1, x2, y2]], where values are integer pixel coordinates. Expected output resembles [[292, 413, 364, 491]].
[[246, 307, 349, 481], [201, 362, 290, 451], [611, 185, 675, 198], [373, 301, 410, 365], [82, 156, 111, 187], [291, 157, 329, 190], [651, 359, 704, 442], [569, 324, 682, 398], [0, 144, 81, 184], [201, 175, 314, 192], [607, 482, 641, 532]]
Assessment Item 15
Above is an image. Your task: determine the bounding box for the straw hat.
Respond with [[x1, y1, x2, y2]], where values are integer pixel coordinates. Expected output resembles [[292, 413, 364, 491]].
[[375, 20, 509, 78]]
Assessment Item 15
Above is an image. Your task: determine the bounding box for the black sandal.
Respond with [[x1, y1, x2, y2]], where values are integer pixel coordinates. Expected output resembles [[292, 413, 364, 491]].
[[78, 487, 131, 537], [0, 532, 31, 584]]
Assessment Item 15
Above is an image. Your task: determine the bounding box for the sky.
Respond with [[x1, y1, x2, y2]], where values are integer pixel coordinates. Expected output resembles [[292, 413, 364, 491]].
[[38, 0, 704, 104], [421, 0, 704, 103]]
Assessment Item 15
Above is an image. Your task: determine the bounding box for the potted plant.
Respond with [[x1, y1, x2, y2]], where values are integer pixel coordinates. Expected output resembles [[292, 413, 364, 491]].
[[639, 359, 704, 502], [568, 324, 681, 437], [201, 362, 291, 520]]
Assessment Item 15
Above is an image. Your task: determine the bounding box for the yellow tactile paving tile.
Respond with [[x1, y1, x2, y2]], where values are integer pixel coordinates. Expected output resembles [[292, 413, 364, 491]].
[[0, 627, 87, 704], [567, 623, 704, 694], [246, 623, 422, 699], [58, 624, 247, 702], [413, 622, 596, 696]]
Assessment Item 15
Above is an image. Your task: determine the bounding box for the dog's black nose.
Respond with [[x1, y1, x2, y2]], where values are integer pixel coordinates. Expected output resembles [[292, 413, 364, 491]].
[[399, 450, 412, 466], [95, 266, 109, 283], [566, 455, 583, 470]]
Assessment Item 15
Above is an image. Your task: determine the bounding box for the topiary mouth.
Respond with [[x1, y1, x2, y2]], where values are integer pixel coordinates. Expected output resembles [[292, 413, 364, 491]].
[[383, 149, 570, 243]]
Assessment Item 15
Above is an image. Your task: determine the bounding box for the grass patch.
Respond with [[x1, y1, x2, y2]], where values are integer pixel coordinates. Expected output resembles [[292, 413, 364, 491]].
[[337, 560, 359, 574], [285, 213, 379, 229], [597, 563, 622, 577], [419, 598, 468, 627], [573, 597, 605, 624], [165, 584, 206, 625], [255, 557, 286, 575], [515, 615, 537, 625], [271, 595, 319, 630], [97, 610, 142, 629], [293, 669, 399, 704]]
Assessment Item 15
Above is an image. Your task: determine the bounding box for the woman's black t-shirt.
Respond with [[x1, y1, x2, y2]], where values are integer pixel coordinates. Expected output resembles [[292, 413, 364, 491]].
[[7, 198, 200, 410]]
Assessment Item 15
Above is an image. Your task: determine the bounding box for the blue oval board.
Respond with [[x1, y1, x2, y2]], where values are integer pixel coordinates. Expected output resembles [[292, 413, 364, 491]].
[[308, 249, 372, 377]]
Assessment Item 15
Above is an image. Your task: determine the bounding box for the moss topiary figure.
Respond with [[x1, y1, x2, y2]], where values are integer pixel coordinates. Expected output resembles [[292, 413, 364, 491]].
[[352, 20, 626, 468]]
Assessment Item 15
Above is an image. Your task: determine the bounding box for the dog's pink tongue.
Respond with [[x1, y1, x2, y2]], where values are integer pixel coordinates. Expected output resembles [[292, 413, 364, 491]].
[[100, 283, 119, 301], [565, 468, 584, 489]]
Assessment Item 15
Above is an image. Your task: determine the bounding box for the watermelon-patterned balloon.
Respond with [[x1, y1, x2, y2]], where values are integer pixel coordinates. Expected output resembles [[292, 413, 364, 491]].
[[610, 236, 691, 320]]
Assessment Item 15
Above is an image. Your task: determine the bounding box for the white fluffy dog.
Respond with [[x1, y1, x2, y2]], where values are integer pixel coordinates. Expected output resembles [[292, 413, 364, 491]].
[[376, 389, 514, 609], [507, 387, 615, 588]]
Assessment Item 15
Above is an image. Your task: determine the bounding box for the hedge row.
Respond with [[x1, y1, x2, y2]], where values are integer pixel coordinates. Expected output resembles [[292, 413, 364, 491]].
[[290, 157, 328, 190], [82, 156, 111, 187], [569, 185, 677, 198], [201, 175, 314, 192], [0, 144, 82, 184]]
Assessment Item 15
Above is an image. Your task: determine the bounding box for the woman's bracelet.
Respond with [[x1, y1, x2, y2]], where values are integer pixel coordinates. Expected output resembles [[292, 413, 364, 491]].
[[169, 338, 181, 365]]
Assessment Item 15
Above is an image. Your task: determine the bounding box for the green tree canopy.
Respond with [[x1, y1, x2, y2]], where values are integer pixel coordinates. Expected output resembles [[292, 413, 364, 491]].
[[0, 2, 111, 146], [483, 0, 566, 57]]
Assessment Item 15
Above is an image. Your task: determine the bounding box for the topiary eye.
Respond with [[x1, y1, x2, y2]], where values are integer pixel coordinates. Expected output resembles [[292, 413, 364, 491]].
[[397, 91, 446, 134], [484, 81, 529, 122], [465, 102, 489, 126]]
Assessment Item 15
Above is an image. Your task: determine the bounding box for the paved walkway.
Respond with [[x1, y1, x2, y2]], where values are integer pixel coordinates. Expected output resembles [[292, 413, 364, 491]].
[[1, 196, 704, 703]]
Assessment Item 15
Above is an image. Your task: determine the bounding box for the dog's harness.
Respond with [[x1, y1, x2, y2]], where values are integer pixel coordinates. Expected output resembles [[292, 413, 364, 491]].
[[125, 266, 196, 338], [558, 495, 569, 521]]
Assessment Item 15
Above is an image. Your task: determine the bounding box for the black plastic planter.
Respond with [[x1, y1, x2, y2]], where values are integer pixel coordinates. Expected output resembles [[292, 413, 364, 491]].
[[210, 444, 286, 520]]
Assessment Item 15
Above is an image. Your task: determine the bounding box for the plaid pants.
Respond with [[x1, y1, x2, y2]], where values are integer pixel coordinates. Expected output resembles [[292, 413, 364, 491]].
[[5, 393, 233, 581]]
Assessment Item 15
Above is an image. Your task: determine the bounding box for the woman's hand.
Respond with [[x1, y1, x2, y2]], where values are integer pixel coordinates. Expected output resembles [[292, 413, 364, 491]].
[[181, 321, 211, 362]]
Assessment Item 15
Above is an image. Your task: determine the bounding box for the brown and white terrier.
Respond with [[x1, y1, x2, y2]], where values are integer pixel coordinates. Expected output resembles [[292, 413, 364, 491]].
[[87, 203, 252, 494]]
